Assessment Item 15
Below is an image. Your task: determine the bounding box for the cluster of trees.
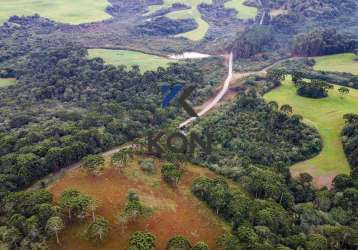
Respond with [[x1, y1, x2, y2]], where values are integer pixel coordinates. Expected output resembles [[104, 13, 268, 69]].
[[192, 93, 321, 171], [192, 173, 358, 249], [161, 162, 183, 188], [342, 114, 358, 172], [125, 232, 209, 250], [134, 16, 198, 36], [233, 25, 274, 58], [292, 29, 357, 57], [0, 190, 60, 249], [117, 190, 151, 229], [294, 78, 334, 99]]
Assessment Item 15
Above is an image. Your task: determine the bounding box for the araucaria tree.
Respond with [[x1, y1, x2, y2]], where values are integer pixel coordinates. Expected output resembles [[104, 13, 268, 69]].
[[161, 163, 183, 188], [80, 154, 105, 175], [59, 188, 94, 220], [111, 149, 131, 171], [86, 217, 109, 241], [126, 231, 156, 250], [46, 216, 64, 245], [117, 190, 150, 229]]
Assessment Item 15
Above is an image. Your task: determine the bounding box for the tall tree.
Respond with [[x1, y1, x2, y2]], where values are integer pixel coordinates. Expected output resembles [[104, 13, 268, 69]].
[[80, 154, 105, 175], [86, 217, 108, 241], [46, 216, 64, 245]]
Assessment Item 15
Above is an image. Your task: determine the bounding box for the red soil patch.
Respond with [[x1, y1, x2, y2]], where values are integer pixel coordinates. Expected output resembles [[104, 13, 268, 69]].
[[290, 166, 337, 189], [48, 159, 228, 250]]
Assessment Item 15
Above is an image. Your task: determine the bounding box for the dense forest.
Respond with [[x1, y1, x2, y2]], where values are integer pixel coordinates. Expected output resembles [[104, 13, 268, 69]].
[[342, 113, 358, 175]]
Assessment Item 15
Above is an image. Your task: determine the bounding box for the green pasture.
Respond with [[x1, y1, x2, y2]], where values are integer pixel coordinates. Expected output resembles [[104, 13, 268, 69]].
[[0, 78, 16, 88], [147, 0, 257, 40], [265, 78, 358, 175], [0, 0, 111, 25], [88, 49, 176, 72], [314, 53, 358, 75], [147, 0, 211, 41], [224, 0, 258, 19]]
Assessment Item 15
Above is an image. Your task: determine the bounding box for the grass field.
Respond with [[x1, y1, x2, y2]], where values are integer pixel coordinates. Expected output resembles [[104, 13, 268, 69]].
[[147, 0, 211, 41], [265, 79, 358, 186], [88, 49, 176, 72], [314, 53, 358, 75], [48, 156, 229, 249], [0, 0, 111, 25], [0, 78, 16, 87], [224, 0, 258, 19]]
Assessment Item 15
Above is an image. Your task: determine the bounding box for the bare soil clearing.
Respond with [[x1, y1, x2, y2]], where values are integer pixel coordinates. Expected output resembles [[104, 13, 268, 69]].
[[48, 156, 230, 249]]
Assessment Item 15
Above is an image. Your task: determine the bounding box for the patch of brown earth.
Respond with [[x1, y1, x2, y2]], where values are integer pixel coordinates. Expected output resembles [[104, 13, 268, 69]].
[[48, 158, 228, 250]]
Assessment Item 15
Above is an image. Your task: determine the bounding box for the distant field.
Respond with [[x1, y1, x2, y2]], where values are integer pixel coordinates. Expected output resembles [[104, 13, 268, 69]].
[[147, 0, 211, 41], [314, 53, 358, 75], [0, 78, 16, 87], [224, 0, 258, 19], [48, 156, 229, 249], [88, 49, 176, 72], [0, 0, 111, 25], [265, 79, 358, 184]]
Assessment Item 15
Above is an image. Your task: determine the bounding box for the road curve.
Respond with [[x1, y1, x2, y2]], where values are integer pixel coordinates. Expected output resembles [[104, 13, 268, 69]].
[[179, 52, 233, 128]]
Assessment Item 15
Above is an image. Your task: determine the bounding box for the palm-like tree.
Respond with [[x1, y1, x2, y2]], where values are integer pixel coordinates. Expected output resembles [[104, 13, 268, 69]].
[[46, 216, 64, 244], [111, 149, 131, 171], [87, 217, 108, 241], [88, 198, 99, 222]]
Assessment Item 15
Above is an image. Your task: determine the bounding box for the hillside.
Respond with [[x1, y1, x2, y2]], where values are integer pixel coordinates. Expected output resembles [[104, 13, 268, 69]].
[[0, 0, 357, 250]]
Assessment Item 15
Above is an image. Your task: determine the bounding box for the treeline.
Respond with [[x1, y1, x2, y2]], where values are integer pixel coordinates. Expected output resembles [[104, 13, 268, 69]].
[[273, 58, 358, 89], [134, 16, 198, 36], [342, 114, 358, 174], [292, 29, 357, 57], [232, 25, 275, 59]]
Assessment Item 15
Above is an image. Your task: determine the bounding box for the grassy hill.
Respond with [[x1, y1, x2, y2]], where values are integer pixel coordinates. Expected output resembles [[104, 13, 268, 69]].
[[0, 0, 111, 25], [88, 49, 176, 72], [48, 156, 230, 249], [265, 78, 358, 185], [0, 78, 16, 88]]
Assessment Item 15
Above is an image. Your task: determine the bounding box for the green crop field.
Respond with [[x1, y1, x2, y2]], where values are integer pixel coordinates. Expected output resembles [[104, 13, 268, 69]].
[[0, 78, 16, 88], [224, 0, 257, 19], [88, 49, 177, 72], [314, 53, 358, 75], [147, 0, 211, 41], [0, 0, 111, 25], [265, 78, 358, 177]]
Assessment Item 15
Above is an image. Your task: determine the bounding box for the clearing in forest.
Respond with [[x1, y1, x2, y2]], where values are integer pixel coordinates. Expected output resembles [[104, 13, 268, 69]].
[[224, 0, 257, 19], [0, 78, 16, 87], [313, 53, 358, 75], [0, 0, 111, 25], [147, 0, 257, 40], [88, 49, 176, 72], [147, 0, 211, 41], [265, 78, 358, 187], [48, 156, 229, 249]]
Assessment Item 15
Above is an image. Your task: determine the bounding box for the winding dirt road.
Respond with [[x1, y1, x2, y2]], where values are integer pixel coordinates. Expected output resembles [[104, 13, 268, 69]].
[[179, 52, 233, 128]]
